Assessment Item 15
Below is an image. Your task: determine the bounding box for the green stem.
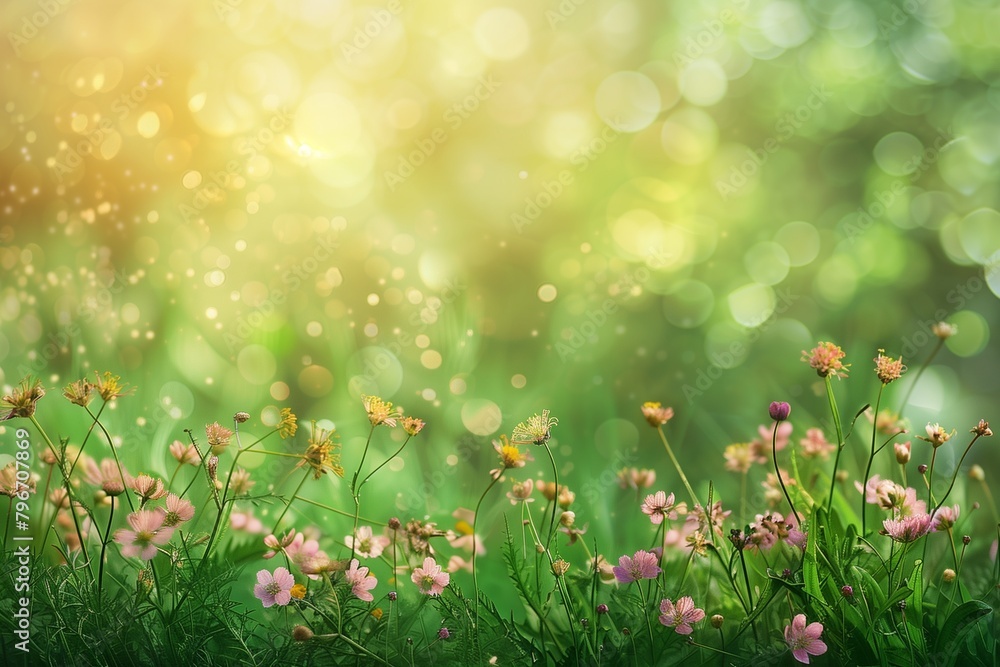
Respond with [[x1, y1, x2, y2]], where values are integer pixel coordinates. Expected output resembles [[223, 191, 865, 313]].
[[824, 375, 846, 511], [655, 426, 698, 509], [97, 496, 115, 605], [471, 474, 500, 635], [359, 435, 412, 489], [772, 420, 798, 521], [350, 424, 377, 495], [898, 338, 944, 415], [543, 442, 561, 551], [271, 468, 311, 534], [931, 434, 982, 516], [637, 581, 656, 666], [861, 384, 886, 536], [85, 405, 136, 513]]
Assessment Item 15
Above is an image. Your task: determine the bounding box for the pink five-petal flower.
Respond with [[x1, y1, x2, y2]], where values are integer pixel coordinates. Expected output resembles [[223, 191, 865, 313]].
[[412, 556, 449, 596], [254, 567, 295, 608], [641, 491, 683, 525], [344, 558, 377, 602], [612, 549, 661, 584], [658, 596, 705, 635], [784, 614, 828, 664], [114, 509, 174, 560]]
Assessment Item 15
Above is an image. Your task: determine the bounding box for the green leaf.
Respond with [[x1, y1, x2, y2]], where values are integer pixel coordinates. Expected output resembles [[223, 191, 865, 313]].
[[906, 560, 926, 653], [933, 600, 992, 665], [875, 585, 912, 619], [803, 512, 825, 607]]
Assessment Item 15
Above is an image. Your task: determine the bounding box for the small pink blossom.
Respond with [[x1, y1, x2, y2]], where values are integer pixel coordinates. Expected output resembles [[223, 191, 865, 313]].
[[612, 549, 661, 584], [641, 491, 685, 525], [162, 494, 195, 527], [114, 509, 174, 560], [230, 509, 264, 534], [784, 614, 827, 663], [658, 596, 705, 635], [799, 428, 834, 460], [883, 513, 934, 543], [286, 532, 331, 579], [344, 559, 377, 602], [346, 526, 390, 559], [254, 567, 295, 608], [412, 556, 449, 596]]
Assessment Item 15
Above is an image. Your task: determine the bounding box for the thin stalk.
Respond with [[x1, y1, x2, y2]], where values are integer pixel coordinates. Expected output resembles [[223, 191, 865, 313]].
[[97, 496, 115, 605], [932, 434, 983, 516], [471, 472, 501, 645], [824, 376, 846, 511], [772, 420, 798, 521], [637, 581, 656, 666], [84, 405, 136, 513], [352, 434, 413, 560], [271, 468, 311, 534], [655, 426, 698, 508], [861, 384, 886, 535], [543, 442, 561, 550]]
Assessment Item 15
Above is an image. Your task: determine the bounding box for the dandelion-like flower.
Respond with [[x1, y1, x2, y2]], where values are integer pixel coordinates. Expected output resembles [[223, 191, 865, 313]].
[[784, 614, 828, 664], [206, 422, 234, 450], [346, 526, 390, 559], [114, 509, 175, 560], [874, 349, 905, 384], [297, 421, 344, 479], [490, 434, 533, 479], [641, 491, 686, 525], [511, 409, 558, 445], [362, 395, 401, 427], [253, 567, 295, 608], [277, 407, 298, 439], [401, 416, 425, 436], [131, 474, 167, 503], [802, 342, 849, 379], [883, 513, 935, 543], [612, 549, 661, 583], [658, 596, 705, 635], [344, 559, 377, 602], [1, 376, 45, 421], [640, 402, 674, 428], [920, 423, 954, 448], [932, 322, 957, 339], [411, 556, 449, 596], [63, 379, 94, 407], [92, 371, 133, 402]]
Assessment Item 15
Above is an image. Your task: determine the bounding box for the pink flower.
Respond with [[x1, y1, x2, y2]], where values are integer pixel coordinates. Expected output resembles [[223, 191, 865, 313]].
[[641, 491, 685, 525], [412, 556, 449, 596], [799, 428, 834, 460], [612, 549, 661, 583], [346, 526, 390, 559], [254, 567, 295, 608], [784, 614, 827, 663], [230, 509, 264, 533], [286, 532, 331, 579], [114, 509, 174, 560], [758, 421, 793, 451], [162, 494, 195, 527], [658, 596, 705, 635], [883, 513, 934, 543], [344, 559, 377, 602]]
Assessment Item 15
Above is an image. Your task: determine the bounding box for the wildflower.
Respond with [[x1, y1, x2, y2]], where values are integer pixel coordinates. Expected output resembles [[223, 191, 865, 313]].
[[784, 614, 827, 664], [536, 480, 575, 507], [616, 467, 656, 489], [932, 505, 960, 532], [131, 474, 167, 504], [411, 556, 449, 596], [297, 421, 344, 479], [114, 509, 175, 560], [507, 478, 535, 504], [162, 494, 195, 526], [401, 416, 425, 436], [942, 568, 956, 583], [932, 321, 957, 339], [920, 423, 954, 448], [490, 434, 533, 479], [225, 469, 254, 497], [640, 402, 674, 428], [658, 597, 705, 635], [230, 510, 264, 533], [438, 627, 451, 640], [593, 555, 617, 583], [894, 441, 911, 465], [800, 428, 835, 460], [206, 422, 234, 452], [841, 585, 854, 598], [883, 513, 935, 543], [263, 529, 296, 559], [362, 395, 400, 427], [972, 419, 992, 437], [873, 349, 905, 384], [449, 508, 486, 555], [388, 591, 398, 601], [1, 376, 45, 421], [1, 462, 35, 497], [169, 440, 201, 466], [511, 409, 558, 445], [866, 408, 907, 436], [689, 501, 731, 538], [802, 342, 849, 379], [84, 458, 129, 497], [277, 407, 298, 439], [597, 603, 609, 615], [612, 550, 661, 583], [641, 491, 686, 525], [292, 625, 313, 641], [711, 614, 724, 629], [724, 443, 753, 473], [346, 526, 390, 559], [404, 519, 445, 557], [447, 555, 472, 573], [769, 401, 791, 422], [290, 584, 306, 599], [685, 531, 709, 557], [917, 464, 928, 474], [762, 470, 796, 508], [63, 379, 94, 407], [749, 512, 806, 551], [344, 559, 377, 602], [254, 567, 295, 608], [286, 532, 332, 579], [92, 371, 133, 402], [970, 464, 985, 482], [551, 559, 570, 577]]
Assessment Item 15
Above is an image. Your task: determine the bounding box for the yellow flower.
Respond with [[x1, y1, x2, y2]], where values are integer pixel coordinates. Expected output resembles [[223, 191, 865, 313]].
[[874, 349, 905, 384], [802, 342, 850, 379], [63, 379, 94, 407], [1, 376, 46, 421], [640, 402, 673, 428], [278, 407, 298, 439], [298, 422, 345, 479], [92, 371, 134, 401], [362, 395, 401, 427], [401, 416, 425, 436], [290, 583, 307, 599], [370, 607, 384, 621]]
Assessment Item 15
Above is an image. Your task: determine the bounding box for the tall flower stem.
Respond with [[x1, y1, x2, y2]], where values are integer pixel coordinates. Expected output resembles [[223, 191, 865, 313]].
[[271, 469, 311, 535], [824, 376, 846, 511], [898, 338, 944, 415], [636, 581, 656, 666], [932, 433, 983, 516], [469, 473, 501, 657], [97, 496, 115, 605], [349, 424, 378, 560], [542, 442, 561, 551], [655, 426, 698, 508], [772, 421, 798, 521], [861, 384, 886, 536]]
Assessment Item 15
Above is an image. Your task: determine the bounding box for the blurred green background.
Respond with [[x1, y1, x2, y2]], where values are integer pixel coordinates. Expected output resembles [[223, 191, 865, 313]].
[[2, 0, 999, 607]]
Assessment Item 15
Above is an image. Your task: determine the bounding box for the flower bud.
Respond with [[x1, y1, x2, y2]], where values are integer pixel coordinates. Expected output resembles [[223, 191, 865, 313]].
[[438, 627, 450, 640], [597, 603, 609, 615], [841, 585, 854, 598], [894, 441, 911, 465], [711, 614, 724, 629], [918, 464, 928, 474], [942, 568, 956, 583], [970, 464, 985, 482], [234, 411, 250, 423], [560, 511, 576, 527], [292, 625, 313, 641], [768, 401, 791, 422]]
